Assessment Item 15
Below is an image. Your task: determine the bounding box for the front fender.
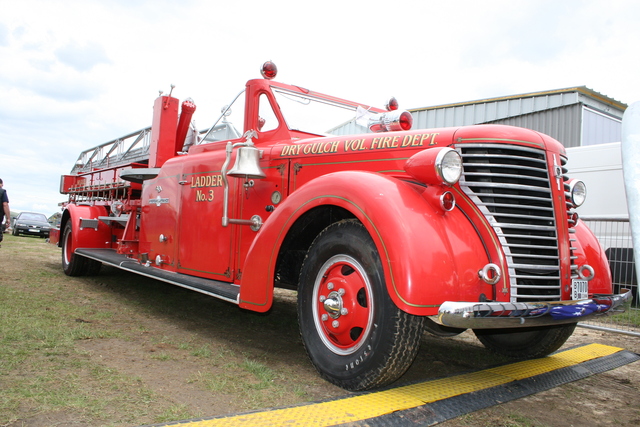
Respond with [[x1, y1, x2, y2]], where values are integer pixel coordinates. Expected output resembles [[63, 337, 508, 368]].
[[573, 220, 613, 294], [239, 171, 491, 315], [62, 204, 111, 253]]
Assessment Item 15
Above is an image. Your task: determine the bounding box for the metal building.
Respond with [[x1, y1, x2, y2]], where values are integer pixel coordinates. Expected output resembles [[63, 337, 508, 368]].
[[408, 86, 626, 148], [333, 86, 626, 149]]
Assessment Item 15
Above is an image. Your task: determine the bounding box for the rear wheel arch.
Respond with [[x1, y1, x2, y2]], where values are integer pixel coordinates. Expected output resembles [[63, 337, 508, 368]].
[[58, 210, 72, 247], [59, 205, 107, 276]]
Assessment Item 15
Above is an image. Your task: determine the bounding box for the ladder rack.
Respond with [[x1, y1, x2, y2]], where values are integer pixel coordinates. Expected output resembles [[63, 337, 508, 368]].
[[71, 127, 152, 174]]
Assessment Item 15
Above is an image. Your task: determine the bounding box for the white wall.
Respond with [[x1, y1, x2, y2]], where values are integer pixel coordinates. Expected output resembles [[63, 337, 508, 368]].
[[565, 142, 628, 218]]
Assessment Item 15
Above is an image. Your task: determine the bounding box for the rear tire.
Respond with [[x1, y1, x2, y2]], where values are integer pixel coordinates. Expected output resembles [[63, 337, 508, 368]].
[[62, 221, 101, 276], [473, 323, 577, 359], [298, 220, 424, 391]]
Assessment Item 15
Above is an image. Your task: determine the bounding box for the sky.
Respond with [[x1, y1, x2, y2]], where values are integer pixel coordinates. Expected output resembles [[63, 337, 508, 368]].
[[1, 0, 640, 216]]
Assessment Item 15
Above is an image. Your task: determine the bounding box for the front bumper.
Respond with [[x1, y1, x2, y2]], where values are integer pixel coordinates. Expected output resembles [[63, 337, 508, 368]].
[[16, 226, 49, 236], [437, 290, 632, 329]]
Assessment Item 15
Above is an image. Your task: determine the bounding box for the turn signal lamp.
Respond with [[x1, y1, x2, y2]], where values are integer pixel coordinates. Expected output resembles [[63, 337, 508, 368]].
[[441, 191, 456, 211], [261, 61, 278, 80], [404, 147, 463, 186]]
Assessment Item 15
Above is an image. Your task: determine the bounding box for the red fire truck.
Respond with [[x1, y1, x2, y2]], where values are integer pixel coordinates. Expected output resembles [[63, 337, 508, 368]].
[[52, 62, 630, 391]]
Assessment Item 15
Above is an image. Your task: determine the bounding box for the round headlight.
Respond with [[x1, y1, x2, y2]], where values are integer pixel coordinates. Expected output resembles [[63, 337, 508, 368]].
[[570, 179, 587, 207], [436, 148, 463, 185]]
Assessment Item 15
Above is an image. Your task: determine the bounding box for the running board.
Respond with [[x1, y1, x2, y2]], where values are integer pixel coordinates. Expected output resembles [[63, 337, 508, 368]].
[[75, 248, 240, 304]]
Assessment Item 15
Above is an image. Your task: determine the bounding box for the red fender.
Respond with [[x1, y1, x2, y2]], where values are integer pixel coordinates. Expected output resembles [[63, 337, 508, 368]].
[[239, 171, 493, 315], [63, 204, 112, 253], [573, 220, 613, 294]]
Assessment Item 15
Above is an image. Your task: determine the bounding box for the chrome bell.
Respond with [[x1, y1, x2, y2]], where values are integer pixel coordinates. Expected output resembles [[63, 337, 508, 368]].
[[228, 145, 266, 179]]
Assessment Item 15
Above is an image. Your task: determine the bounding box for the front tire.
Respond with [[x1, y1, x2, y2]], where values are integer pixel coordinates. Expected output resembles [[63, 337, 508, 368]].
[[298, 220, 424, 391], [473, 323, 577, 359]]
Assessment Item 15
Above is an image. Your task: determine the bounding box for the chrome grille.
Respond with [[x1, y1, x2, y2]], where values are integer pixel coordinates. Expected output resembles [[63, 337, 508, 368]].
[[457, 144, 561, 301]]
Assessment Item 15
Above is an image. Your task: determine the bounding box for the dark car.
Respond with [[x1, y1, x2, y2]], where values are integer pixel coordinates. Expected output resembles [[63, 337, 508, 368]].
[[12, 212, 51, 238]]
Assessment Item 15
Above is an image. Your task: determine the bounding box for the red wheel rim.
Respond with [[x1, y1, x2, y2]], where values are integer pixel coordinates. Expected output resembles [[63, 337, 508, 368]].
[[312, 255, 374, 355]]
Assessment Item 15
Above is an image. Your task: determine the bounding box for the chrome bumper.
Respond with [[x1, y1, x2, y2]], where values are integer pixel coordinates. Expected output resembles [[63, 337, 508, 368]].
[[437, 289, 632, 329]]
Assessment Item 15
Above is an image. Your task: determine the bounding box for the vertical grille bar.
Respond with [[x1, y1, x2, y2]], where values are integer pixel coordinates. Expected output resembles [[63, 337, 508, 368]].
[[456, 143, 562, 302]]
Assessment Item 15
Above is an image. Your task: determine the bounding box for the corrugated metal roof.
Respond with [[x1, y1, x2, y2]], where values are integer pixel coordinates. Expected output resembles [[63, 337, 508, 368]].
[[331, 87, 626, 148], [409, 86, 626, 114], [409, 86, 625, 128], [405, 87, 626, 148], [487, 104, 583, 147]]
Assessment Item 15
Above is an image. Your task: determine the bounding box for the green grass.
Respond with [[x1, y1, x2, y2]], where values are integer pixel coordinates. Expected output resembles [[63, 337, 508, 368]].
[[592, 300, 640, 329], [0, 236, 163, 424], [3, 232, 635, 426], [0, 234, 317, 425], [191, 344, 213, 358], [186, 355, 297, 409], [154, 404, 199, 424]]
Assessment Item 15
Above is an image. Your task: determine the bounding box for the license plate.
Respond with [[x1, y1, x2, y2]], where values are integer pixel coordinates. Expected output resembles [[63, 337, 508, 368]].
[[571, 279, 588, 300], [27, 229, 40, 233]]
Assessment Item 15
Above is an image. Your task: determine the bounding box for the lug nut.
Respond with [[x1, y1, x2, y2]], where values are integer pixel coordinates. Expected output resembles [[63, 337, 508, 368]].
[[332, 320, 339, 328]]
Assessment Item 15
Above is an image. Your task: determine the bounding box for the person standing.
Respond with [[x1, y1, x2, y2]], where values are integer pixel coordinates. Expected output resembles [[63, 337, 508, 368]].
[[0, 178, 10, 245]]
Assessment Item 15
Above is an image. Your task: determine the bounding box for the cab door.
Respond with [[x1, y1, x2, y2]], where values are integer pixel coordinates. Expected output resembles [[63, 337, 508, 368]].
[[234, 157, 288, 279], [176, 147, 238, 282]]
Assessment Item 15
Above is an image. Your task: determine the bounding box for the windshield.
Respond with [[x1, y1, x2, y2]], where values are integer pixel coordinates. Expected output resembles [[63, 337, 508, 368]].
[[272, 88, 365, 136], [199, 90, 246, 144], [198, 85, 376, 144], [19, 213, 48, 222]]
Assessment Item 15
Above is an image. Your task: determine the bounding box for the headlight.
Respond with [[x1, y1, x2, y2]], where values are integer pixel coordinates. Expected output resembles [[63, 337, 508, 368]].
[[404, 147, 463, 186], [436, 148, 463, 185], [569, 179, 587, 207]]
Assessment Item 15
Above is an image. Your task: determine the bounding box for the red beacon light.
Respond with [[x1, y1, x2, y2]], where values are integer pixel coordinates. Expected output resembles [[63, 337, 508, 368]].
[[261, 61, 278, 80], [368, 110, 413, 132], [399, 110, 413, 130], [385, 97, 399, 111], [366, 96, 411, 132]]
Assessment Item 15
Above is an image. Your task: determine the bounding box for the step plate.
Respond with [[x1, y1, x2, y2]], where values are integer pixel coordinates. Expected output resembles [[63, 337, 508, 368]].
[[75, 248, 240, 304]]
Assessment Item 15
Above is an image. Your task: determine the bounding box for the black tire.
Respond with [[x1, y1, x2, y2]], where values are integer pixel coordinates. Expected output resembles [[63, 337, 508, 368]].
[[62, 221, 87, 276], [423, 318, 466, 337], [12, 227, 18, 236], [473, 323, 577, 359], [297, 219, 425, 391], [85, 258, 102, 276], [61, 221, 101, 276]]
